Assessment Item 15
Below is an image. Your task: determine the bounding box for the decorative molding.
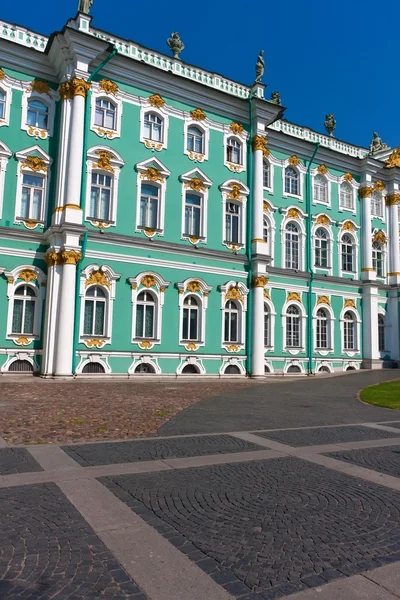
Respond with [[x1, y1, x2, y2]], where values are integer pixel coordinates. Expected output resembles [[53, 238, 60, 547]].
[[99, 79, 118, 95], [70, 77, 91, 98], [28, 79, 52, 96], [252, 135, 270, 157], [344, 299, 356, 308], [287, 208, 300, 220], [225, 344, 240, 352], [59, 82, 73, 101], [184, 178, 206, 192], [148, 93, 165, 108], [185, 342, 198, 351], [186, 280, 201, 292], [139, 340, 153, 349], [263, 289, 271, 300], [140, 167, 164, 182], [288, 155, 300, 166], [373, 180, 385, 191], [386, 194, 400, 206], [315, 214, 329, 226], [141, 275, 157, 288], [18, 269, 37, 283], [316, 295, 330, 306], [61, 250, 82, 265], [85, 269, 111, 288], [287, 292, 301, 303], [342, 221, 355, 231], [0, 67, 5, 80], [227, 183, 243, 201], [14, 336, 31, 346], [229, 122, 244, 136], [85, 339, 106, 348], [190, 108, 206, 121], [252, 276, 268, 288], [263, 200, 269, 212], [343, 172, 353, 182], [359, 186, 373, 198], [44, 251, 62, 266], [226, 285, 244, 303], [21, 156, 48, 172], [317, 164, 328, 175], [373, 230, 387, 245], [384, 149, 400, 168], [93, 150, 114, 172]]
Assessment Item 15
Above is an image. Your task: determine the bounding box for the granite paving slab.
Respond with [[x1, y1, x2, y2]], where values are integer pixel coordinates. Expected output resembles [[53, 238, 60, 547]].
[[254, 426, 400, 447], [101, 457, 400, 599], [62, 434, 264, 467], [379, 422, 400, 429], [0, 483, 148, 599], [327, 445, 400, 479], [0, 448, 43, 475]]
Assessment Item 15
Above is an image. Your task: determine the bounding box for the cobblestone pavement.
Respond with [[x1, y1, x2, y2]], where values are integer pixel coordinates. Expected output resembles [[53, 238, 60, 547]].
[[327, 445, 400, 478], [380, 422, 400, 429], [254, 425, 400, 447], [62, 435, 264, 467], [0, 448, 43, 475], [102, 457, 400, 599], [0, 483, 148, 599]]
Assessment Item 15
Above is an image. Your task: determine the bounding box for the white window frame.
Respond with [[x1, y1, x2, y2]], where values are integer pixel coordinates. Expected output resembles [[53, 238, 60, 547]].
[[220, 180, 249, 250], [312, 223, 333, 275], [129, 271, 170, 347], [371, 191, 384, 219], [224, 132, 247, 173], [263, 159, 273, 192], [180, 169, 212, 244], [4, 265, 46, 344], [79, 264, 120, 348], [282, 159, 305, 200], [262, 201, 277, 263], [0, 74, 12, 128], [90, 88, 122, 140], [0, 142, 12, 220], [184, 120, 209, 162], [135, 158, 170, 237], [140, 105, 169, 151], [85, 146, 124, 228], [177, 278, 212, 349], [377, 306, 388, 355], [338, 175, 359, 215], [14, 146, 52, 229], [372, 240, 387, 279], [264, 297, 276, 351], [338, 226, 359, 277], [312, 173, 331, 207], [312, 302, 335, 354], [219, 280, 249, 350], [280, 211, 306, 271], [282, 299, 307, 354], [340, 305, 361, 355], [21, 85, 56, 139]]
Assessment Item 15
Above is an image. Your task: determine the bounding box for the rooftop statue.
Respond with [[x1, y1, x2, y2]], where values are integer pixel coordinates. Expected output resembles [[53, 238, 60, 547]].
[[369, 132, 388, 154], [270, 91, 281, 105], [78, 0, 93, 14], [324, 113, 336, 137], [167, 32, 184, 59], [254, 50, 265, 84]]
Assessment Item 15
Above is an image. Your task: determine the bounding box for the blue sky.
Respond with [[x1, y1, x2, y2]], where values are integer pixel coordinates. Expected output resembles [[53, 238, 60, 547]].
[[2, 0, 398, 149]]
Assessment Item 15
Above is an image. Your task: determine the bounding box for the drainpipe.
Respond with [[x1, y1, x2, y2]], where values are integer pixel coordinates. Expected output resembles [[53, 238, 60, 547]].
[[245, 93, 255, 376], [71, 46, 118, 375], [306, 142, 320, 375]]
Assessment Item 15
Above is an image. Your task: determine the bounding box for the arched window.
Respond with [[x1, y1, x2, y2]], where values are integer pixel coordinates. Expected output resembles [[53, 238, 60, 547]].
[[135, 363, 156, 374], [144, 113, 163, 142], [182, 295, 200, 341], [340, 182, 353, 209], [264, 365, 271, 373], [26, 99, 48, 129], [285, 166, 299, 195], [84, 286, 106, 336], [90, 172, 112, 221], [263, 215, 269, 243], [182, 364, 200, 374], [264, 303, 270, 346], [82, 362, 105, 374], [9, 359, 34, 373], [287, 365, 301, 373], [226, 138, 242, 165], [372, 242, 384, 276], [135, 290, 156, 339], [139, 183, 160, 229], [341, 234, 355, 272], [225, 200, 242, 244], [12, 285, 36, 335], [94, 98, 116, 130], [315, 228, 329, 268], [318, 365, 330, 373], [224, 364, 241, 375], [286, 305, 301, 347], [263, 161, 270, 188], [343, 311, 356, 350], [285, 222, 299, 269], [316, 308, 329, 349], [378, 314, 385, 352], [0, 90, 5, 120], [20, 173, 44, 221], [224, 300, 240, 343], [314, 175, 328, 203], [371, 192, 383, 218], [184, 192, 202, 237], [187, 126, 204, 154]]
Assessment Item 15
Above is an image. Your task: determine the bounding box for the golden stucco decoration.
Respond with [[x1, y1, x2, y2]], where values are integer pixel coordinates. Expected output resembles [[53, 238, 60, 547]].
[[95, 127, 117, 140], [227, 183, 242, 201], [94, 150, 114, 172], [141, 275, 157, 288], [144, 227, 156, 237], [21, 156, 47, 172], [44, 251, 62, 266], [343, 172, 353, 182], [29, 79, 52, 96], [59, 82, 73, 100], [186, 280, 201, 293], [18, 269, 37, 283], [15, 336, 30, 346], [384, 149, 400, 169], [288, 155, 300, 166], [0, 67, 5, 80], [252, 276, 268, 288], [69, 77, 91, 98], [190, 108, 206, 121], [27, 126, 47, 139], [7, 278, 14, 284], [264, 289, 271, 300], [263, 201, 269, 212], [342, 221, 355, 232], [139, 340, 153, 349], [148, 93, 165, 108], [317, 164, 328, 175], [373, 230, 387, 245], [386, 194, 400, 206], [85, 339, 106, 348], [359, 186, 373, 198], [226, 345, 239, 352], [229, 122, 244, 136], [185, 178, 206, 192], [373, 180, 385, 192], [287, 292, 301, 303], [189, 236, 200, 244], [344, 299, 356, 309], [140, 167, 164, 182], [317, 295, 330, 306], [99, 79, 118, 95], [252, 135, 270, 157], [226, 285, 243, 303], [86, 269, 110, 288], [315, 214, 329, 226], [287, 208, 300, 220], [61, 250, 82, 265], [185, 342, 198, 351]]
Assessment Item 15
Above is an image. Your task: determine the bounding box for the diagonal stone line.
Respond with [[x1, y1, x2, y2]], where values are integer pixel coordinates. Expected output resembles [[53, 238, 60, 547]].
[[361, 423, 400, 434], [286, 571, 400, 600]]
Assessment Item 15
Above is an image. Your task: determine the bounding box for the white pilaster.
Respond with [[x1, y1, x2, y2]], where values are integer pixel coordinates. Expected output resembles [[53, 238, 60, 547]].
[[53, 84, 73, 225], [360, 184, 375, 281], [251, 273, 268, 377], [387, 289, 400, 364], [41, 250, 63, 376], [387, 192, 400, 285], [361, 283, 381, 368], [251, 136, 268, 256]]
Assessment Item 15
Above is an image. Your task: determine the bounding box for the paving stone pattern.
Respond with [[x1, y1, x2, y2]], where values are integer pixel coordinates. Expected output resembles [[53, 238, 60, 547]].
[[254, 426, 400, 447], [0, 448, 43, 475], [102, 457, 400, 600], [379, 422, 400, 429], [62, 435, 264, 466], [327, 445, 400, 478], [0, 483, 148, 599]]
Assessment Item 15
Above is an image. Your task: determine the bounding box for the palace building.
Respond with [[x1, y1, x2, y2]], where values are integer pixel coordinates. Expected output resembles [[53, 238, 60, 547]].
[[0, 11, 399, 377]]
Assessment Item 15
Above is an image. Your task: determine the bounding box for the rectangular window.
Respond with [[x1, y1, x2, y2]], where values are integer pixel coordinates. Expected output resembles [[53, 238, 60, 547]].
[[184, 193, 202, 237], [344, 322, 354, 350], [286, 317, 300, 347], [371, 195, 383, 217], [315, 242, 328, 267], [224, 312, 238, 343], [20, 174, 44, 220], [90, 173, 112, 221], [136, 304, 154, 338], [0, 92, 5, 120], [139, 184, 159, 229], [225, 202, 240, 244]]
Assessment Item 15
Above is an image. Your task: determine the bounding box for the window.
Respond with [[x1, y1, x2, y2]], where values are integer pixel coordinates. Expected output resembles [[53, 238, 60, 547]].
[[341, 234, 354, 272], [285, 166, 299, 195], [26, 99, 48, 129], [139, 183, 160, 229], [285, 222, 299, 269], [316, 308, 329, 349], [378, 314, 385, 352], [82, 362, 105, 374], [286, 305, 301, 347], [20, 173, 44, 221], [263, 215, 269, 243], [0, 91, 5, 120], [315, 228, 329, 268], [184, 193, 202, 237], [224, 364, 241, 375], [225, 201, 241, 244], [90, 173, 112, 221], [187, 126, 204, 154], [94, 98, 116, 130], [314, 175, 328, 203], [343, 311, 355, 350], [9, 359, 33, 373], [224, 300, 240, 343], [135, 363, 155, 374], [264, 303, 270, 346], [340, 182, 353, 209], [287, 365, 301, 373], [182, 295, 200, 341], [182, 364, 199, 374], [371, 192, 383, 218], [135, 291, 155, 339], [12, 285, 36, 335], [144, 113, 163, 142], [263, 161, 270, 188], [372, 242, 384, 276], [84, 286, 106, 336], [226, 138, 242, 165]]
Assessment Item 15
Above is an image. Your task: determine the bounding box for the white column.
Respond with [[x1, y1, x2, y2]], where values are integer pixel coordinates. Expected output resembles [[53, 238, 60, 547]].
[[388, 194, 400, 285], [252, 139, 264, 241], [52, 83, 73, 225], [54, 250, 82, 376], [361, 283, 380, 368], [251, 274, 267, 377], [387, 289, 399, 363], [360, 187, 375, 281], [41, 251, 63, 376]]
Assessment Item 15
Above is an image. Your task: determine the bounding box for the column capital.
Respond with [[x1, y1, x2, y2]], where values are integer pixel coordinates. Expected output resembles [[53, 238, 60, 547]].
[[252, 135, 270, 157], [44, 251, 63, 266], [59, 82, 74, 101], [252, 275, 269, 288], [61, 250, 82, 265], [386, 193, 400, 205], [69, 77, 91, 98], [359, 186, 373, 198]]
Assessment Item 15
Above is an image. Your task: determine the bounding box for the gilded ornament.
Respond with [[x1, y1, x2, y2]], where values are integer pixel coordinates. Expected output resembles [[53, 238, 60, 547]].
[[227, 183, 242, 201], [21, 156, 47, 172], [288, 155, 300, 166], [263, 289, 271, 300], [189, 236, 200, 244], [7, 278, 14, 284], [373, 180, 385, 192], [148, 94, 165, 108], [359, 186, 373, 198], [229, 122, 244, 136], [228, 244, 239, 251], [384, 148, 400, 169], [18, 269, 37, 283], [144, 227, 156, 237], [99, 79, 118, 95], [86, 269, 110, 288], [144, 139, 163, 151], [61, 250, 82, 265], [226, 285, 243, 303], [141, 275, 157, 288], [315, 214, 329, 226], [317, 164, 328, 175], [226, 344, 239, 352], [342, 221, 355, 232], [85, 339, 106, 348], [0, 67, 5, 80], [59, 82, 73, 100], [89, 220, 111, 229], [190, 108, 206, 121], [373, 230, 387, 245], [344, 299, 356, 308], [252, 276, 268, 288], [317, 295, 330, 306], [186, 342, 198, 351], [186, 280, 201, 293], [130, 282, 137, 290], [343, 172, 353, 182], [139, 340, 153, 349], [29, 79, 51, 96], [263, 200, 269, 212], [15, 336, 30, 346], [94, 150, 114, 172], [44, 251, 62, 266], [160, 287, 167, 293], [287, 292, 301, 303], [185, 178, 206, 192], [252, 135, 270, 157], [69, 77, 91, 98], [27, 126, 47, 139], [24, 220, 39, 229], [188, 151, 204, 161], [386, 194, 400, 206], [140, 167, 164, 182], [287, 208, 300, 220]]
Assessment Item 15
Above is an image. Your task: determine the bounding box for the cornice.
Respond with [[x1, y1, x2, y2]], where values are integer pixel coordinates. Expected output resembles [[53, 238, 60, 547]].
[[0, 226, 45, 244], [0, 38, 56, 80]]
